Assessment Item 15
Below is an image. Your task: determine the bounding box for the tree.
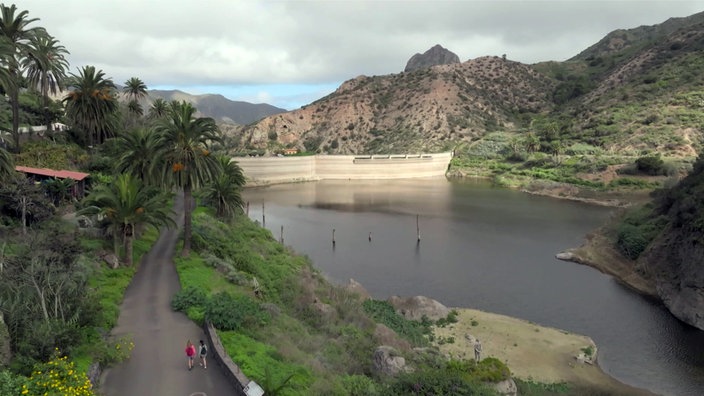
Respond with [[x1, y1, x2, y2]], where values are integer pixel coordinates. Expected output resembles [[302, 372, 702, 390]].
[[123, 76, 147, 102], [0, 4, 42, 152], [0, 146, 14, 181], [22, 31, 69, 135], [123, 77, 147, 121], [112, 127, 162, 184], [200, 155, 245, 219], [153, 101, 222, 256], [63, 65, 118, 147], [147, 98, 168, 120], [524, 132, 540, 154], [0, 174, 55, 235], [77, 173, 175, 266]]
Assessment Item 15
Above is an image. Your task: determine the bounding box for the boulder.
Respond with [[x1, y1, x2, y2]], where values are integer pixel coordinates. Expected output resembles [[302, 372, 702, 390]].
[[374, 324, 411, 352], [387, 295, 450, 321], [492, 378, 518, 396], [373, 346, 407, 377], [103, 253, 120, 269]]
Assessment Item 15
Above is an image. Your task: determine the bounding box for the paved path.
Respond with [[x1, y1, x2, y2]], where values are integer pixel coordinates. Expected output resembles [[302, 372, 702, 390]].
[[100, 202, 234, 396]]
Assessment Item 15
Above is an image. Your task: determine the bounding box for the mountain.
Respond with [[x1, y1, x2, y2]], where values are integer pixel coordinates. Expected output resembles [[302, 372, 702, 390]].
[[230, 12, 703, 158], [237, 56, 554, 154], [147, 89, 286, 125], [404, 44, 461, 72]]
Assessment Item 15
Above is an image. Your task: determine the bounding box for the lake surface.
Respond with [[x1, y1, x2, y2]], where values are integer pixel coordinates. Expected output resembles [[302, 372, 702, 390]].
[[242, 177, 704, 396]]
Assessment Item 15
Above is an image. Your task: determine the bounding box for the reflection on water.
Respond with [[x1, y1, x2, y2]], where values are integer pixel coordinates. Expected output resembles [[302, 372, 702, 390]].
[[243, 177, 704, 396]]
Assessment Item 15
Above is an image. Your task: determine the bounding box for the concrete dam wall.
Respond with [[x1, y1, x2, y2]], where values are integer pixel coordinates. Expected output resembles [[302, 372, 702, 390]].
[[235, 152, 453, 185]]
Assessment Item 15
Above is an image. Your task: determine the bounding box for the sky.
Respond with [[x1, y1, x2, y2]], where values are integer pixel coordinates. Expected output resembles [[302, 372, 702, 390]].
[[19, 0, 703, 110]]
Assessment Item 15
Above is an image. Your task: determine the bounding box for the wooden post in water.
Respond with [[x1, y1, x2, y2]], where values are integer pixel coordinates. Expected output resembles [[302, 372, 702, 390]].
[[280, 225, 284, 244], [369, 232, 372, 242], [332, 228, 336, 246], [416, 214, 420, 242], [262, 202, 265, 227], [246, 201, 249, 216]]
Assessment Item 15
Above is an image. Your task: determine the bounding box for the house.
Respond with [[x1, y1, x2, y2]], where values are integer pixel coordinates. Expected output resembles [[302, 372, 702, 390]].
[[15, 166, 90, 199], [282, 148, 299, 155]]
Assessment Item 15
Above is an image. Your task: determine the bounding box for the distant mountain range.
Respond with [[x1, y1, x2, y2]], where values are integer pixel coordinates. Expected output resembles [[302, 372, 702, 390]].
[[145, 89, 286, 125]]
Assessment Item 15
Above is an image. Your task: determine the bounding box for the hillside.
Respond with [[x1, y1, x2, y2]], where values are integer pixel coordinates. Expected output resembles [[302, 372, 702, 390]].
[[237, 56, 555, 154], [147, 89, 286, 125], [228, 12, 703, 162]]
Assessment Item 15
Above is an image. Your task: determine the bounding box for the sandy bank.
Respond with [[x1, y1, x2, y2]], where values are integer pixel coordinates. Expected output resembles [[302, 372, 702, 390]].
[[433, 308, 655, 395]]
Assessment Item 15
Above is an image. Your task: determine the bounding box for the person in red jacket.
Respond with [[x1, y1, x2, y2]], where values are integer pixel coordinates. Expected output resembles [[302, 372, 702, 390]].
[[185, 340, 196, 370]]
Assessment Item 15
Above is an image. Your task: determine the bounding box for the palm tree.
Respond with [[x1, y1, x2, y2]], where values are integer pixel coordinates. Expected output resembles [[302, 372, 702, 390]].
[[112, 127, 162, 184], [0, 146, 14, 181], [63, 65, 118, 147], [123, 77, 147, 120], [153, 101, 222, 256], [147, 98, 168, 120], [0, 4, 42, 152], [23, 31, 69, 135], [200, 155, 245, 219], [123, 77, 147, 101], [525, 132, 540, 154], [77, 173, 175, 266]]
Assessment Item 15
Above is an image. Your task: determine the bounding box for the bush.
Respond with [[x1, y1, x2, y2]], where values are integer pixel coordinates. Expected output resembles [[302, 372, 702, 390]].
[[21, 352, 95, 396], [342, 374, 380, 396], [171, 286, 207, 312], [205, 292, 270, 331], [635, 155, 665, 175], [362, 299, 431, 347]]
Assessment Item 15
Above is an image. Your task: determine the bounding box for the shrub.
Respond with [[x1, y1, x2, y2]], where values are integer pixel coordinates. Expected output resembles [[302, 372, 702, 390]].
[[0, 370, 24, 395], [635, 155, 665, 175], [171, 286, 207, 312], [21, 352, 95, 396], [205, 292, 270, 331], [342, 374, 379, 396], [362, 299, 430, 347]]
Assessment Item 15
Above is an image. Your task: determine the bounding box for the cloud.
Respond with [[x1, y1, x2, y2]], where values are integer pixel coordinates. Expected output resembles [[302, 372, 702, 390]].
[[20, 0, 704, 109]]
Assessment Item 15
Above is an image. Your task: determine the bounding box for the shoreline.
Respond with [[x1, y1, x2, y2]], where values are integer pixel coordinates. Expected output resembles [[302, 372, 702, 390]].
[[432, 308, 655, 395]]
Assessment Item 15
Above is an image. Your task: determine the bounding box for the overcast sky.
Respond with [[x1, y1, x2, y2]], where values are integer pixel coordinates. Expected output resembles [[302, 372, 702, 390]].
[[19, 0, 703, 110]]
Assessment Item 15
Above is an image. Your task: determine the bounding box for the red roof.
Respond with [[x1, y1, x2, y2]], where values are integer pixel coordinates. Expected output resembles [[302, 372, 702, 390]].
[[15, 166, 90, 181]]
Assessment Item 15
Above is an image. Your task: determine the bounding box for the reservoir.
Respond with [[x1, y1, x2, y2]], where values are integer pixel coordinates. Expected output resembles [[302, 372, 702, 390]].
[[242, 177, 704, 396]]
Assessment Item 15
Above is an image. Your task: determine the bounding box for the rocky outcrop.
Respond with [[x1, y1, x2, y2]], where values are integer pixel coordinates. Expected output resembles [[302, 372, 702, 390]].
[[404, 44, 460, 72], [373, 346, 407, 376], [387, 295, 450, 321], [640, 227, 704, 330]]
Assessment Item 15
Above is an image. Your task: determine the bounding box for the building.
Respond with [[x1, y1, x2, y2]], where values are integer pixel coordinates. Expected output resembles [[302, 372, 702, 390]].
[[15, 166, 90, 198]]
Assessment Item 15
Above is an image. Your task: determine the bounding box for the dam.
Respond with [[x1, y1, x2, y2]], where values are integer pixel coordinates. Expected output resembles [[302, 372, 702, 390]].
[[234, 152, 453, 185]]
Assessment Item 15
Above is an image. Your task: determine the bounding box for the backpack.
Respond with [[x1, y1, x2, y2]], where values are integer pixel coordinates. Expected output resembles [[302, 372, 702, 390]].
[[200, 344, 207, 355]]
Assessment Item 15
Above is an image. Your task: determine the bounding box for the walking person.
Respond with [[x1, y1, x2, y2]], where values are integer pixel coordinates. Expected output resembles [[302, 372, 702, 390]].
[[474, 338, 482, 362], [185, 340, 196, 370], [198, 340, 208, 369]]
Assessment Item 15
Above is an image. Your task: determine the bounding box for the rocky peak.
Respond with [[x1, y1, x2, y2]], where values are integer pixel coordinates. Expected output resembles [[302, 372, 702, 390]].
[[404, 44, 460, 72]]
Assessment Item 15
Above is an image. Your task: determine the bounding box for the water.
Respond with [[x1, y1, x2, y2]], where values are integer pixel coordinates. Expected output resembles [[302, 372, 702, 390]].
[[243, 177, 704, 396]]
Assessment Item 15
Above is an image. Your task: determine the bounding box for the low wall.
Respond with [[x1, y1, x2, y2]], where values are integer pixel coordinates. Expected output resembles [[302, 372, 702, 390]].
[[235, 152, 453, 185], [203, 321, 254, 395]]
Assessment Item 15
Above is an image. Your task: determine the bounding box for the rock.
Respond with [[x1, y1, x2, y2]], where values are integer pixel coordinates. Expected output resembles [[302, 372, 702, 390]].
[[346, 278, 371, 300], [373, 346, 407, 377], [387, 295, 450, 321], [492, 378, 518, 396], [404, 44, 461, 72], [103, 253, 120, 269], [555, 251, 575, 261], [374, 324, 411, 352], [0, 312, 11, 367]]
